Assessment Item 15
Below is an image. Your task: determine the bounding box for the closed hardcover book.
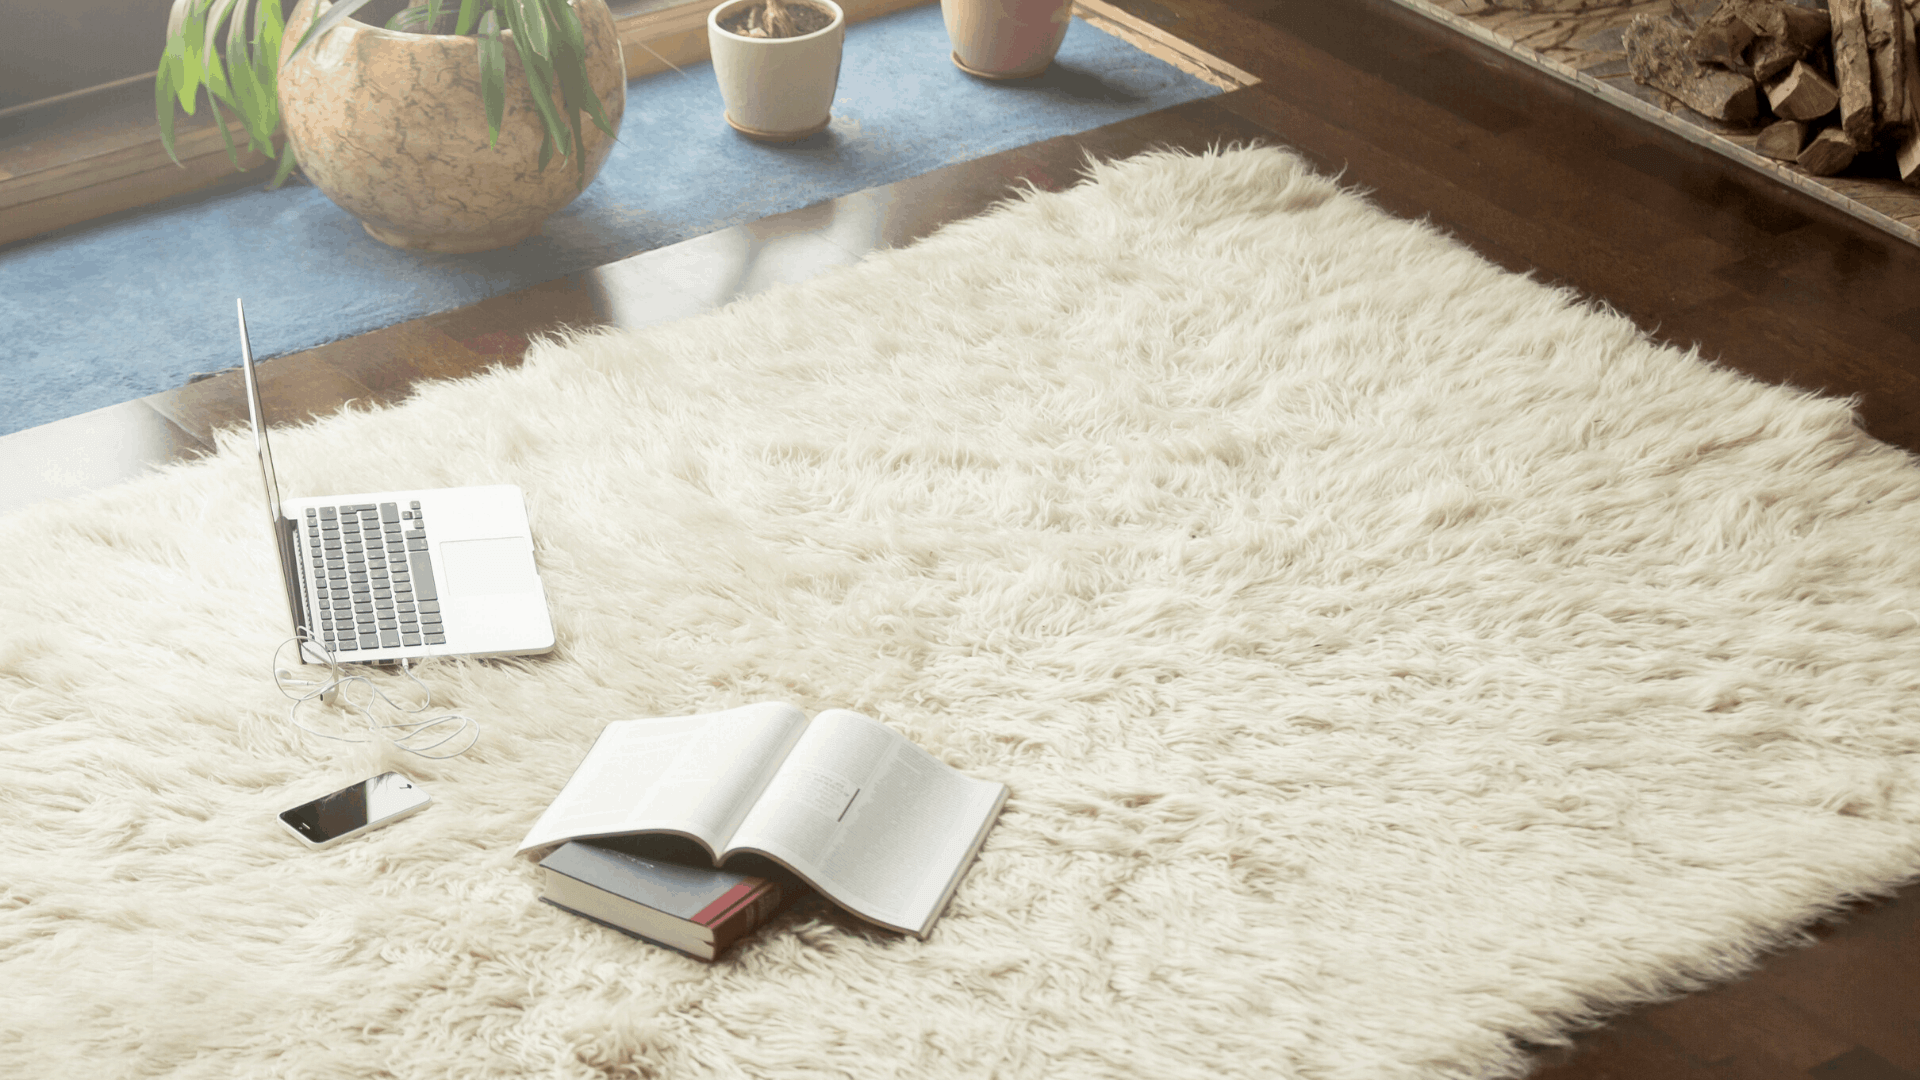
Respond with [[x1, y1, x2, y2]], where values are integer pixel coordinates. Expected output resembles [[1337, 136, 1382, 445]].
[[539, 841, 794, 961]]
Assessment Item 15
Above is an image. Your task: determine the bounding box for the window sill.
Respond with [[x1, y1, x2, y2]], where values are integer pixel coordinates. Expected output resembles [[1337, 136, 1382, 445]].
[[0, 0, 949, 250], [0, 0, 1250, 251]]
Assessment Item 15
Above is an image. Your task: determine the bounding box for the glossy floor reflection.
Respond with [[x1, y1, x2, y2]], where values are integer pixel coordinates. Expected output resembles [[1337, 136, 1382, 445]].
[[0, 96, 1268, 518]]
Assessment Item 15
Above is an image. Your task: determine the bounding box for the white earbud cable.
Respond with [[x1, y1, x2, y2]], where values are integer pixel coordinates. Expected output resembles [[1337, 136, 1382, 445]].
[[271, 633, 480, 759]]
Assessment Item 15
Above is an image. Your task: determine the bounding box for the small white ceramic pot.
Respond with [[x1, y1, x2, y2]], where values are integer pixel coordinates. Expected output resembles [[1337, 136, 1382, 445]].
[[707, 0, 846, 140], [942, 0, 1075, 79]]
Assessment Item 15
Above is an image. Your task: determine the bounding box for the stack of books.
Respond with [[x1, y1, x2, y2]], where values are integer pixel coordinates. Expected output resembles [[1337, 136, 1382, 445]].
[[523, 702, 1010, 959]]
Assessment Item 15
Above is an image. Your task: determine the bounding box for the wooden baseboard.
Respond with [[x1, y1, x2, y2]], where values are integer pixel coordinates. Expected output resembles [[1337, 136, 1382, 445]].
[[7, 141, 271, 248], [0, 0, 1247, 250]]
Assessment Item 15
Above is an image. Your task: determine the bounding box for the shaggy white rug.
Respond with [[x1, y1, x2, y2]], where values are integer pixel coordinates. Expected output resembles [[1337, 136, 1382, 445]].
[[3, 144, 1919, 1080]]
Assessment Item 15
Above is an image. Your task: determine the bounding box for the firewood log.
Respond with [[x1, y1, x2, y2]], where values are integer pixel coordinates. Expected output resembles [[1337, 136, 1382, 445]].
[[1627, 15, 1761, 121], [1865, 0, 1911, 127], [1898, 4, 1920, 181], [1798, 125, 1860, 173], [1750, 36, 1804, 80], [1766, 59, 1842, 118], [1750, 2, 1833, 50], [1682, 0, 1826, 77], [1689, 2, 1757, 71], [1756, 118, 1811, 159], [1831, 0, 1878, 147]]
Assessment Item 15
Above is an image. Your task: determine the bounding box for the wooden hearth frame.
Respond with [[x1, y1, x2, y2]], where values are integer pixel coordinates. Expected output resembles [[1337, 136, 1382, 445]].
[[1390, 0, 1920, 249]]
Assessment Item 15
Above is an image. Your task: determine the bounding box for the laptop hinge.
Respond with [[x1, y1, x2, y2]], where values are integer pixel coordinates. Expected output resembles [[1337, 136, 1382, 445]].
[[277, 515, 312, 651]]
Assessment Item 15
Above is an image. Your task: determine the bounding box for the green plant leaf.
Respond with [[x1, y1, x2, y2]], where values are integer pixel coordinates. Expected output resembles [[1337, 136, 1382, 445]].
[[426, 0, 444, 33], [284, 0, 380, 65], [511, 0, 550, 59], [453, 0, 481, 35], [224, 0, 270, 151], [155, 54, 182, 165], [165, 0, 198, 44], [207, 94, 245, 171], [256, 0, 284, 62], [156, 0, 288, 177], [177, 8, 205, 113], [542, 0, 585, 60], [204, 54, 236, 112], [254, 0, 284, 109], [553, 62, 587, 185], [225, 0, 251, 61], [190, 1, 239, 109], [165, 43, 197, 116], [540, 2, 593, 185], [195, 10, 236, 112], [537, 126, 554, 172], [523, 46, 572, 163], [226, 37, 261, 129], [524, 50, 572, 163], [541, 0, 613, 139], [268, 137, 300, 190], [501, 1, 569, 159], [202, 0, 245, 69], [477, 9, 506, 146], [387, 5, 430, 30], [226, 31, 276, 155]]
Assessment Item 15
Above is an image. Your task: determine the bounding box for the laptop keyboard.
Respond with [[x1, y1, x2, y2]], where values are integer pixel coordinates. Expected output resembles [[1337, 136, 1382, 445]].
[[301, 500, 445, 653]]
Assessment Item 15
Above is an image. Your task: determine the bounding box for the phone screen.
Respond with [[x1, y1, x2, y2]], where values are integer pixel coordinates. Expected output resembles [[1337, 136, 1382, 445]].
[[280, 772, 429, 844]]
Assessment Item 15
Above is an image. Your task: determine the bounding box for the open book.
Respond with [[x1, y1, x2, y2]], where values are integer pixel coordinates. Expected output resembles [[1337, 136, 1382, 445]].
[[518, 702, 1009, 939]]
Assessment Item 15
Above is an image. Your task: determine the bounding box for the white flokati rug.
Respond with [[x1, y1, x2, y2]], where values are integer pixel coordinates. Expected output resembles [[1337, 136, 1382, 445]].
[[3, 144, 1919, 1080]]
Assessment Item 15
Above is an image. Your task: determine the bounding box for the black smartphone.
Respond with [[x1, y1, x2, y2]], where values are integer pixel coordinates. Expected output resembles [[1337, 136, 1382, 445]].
[[279, 772, 430, 849]]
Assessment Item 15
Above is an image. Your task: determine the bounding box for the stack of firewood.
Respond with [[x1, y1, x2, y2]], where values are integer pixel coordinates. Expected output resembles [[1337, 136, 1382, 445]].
[[1625, 0, 1920, 181]]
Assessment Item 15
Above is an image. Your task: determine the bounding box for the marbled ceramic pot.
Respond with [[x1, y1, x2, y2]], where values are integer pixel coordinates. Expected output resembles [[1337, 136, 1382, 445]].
[[278, 0, 626, 253], [942, 0, 1074, 79]]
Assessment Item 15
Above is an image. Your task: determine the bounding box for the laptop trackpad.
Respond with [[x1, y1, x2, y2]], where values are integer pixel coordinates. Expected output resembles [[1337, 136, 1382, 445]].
[[439, 537, 539, 597]]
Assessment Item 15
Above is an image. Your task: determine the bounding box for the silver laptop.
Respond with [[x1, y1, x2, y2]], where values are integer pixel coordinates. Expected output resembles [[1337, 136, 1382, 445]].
[[237, 298, 556, 666]]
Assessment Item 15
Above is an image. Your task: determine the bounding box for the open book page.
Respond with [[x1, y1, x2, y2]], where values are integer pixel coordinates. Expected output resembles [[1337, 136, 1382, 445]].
[[727, 709, 1008, 937], [516, 702, 810, 854]]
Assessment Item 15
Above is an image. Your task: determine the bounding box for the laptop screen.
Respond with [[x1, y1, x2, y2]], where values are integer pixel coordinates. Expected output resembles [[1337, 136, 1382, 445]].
[[236, 298, 310, 653], [237, 298, 286, 524]]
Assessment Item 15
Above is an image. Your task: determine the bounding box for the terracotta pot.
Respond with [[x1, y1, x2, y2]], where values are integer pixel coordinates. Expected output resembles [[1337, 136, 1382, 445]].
[[277, 0, 626, 253], [942, 0, 1074, 79], [707, 0, 845, 141]]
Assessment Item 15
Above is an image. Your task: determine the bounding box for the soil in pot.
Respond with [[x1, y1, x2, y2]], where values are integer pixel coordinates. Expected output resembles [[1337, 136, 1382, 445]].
[[719, 0, 833, 38]]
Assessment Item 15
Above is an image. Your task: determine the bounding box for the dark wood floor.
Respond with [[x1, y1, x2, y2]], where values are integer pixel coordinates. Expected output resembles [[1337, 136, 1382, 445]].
[[2, 0, 1916, 1075]]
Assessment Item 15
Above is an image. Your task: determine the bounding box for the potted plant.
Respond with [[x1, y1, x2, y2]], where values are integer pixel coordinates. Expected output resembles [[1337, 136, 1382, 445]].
[[941, 0, 1075, 79], [156, 0, 625, 252], [707, 0, 845, 141]]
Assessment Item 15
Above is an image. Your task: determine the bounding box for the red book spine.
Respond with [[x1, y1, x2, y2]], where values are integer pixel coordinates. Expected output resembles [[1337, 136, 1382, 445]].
[[692, 879, 771, 928], [703, 879, 788, 954]]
